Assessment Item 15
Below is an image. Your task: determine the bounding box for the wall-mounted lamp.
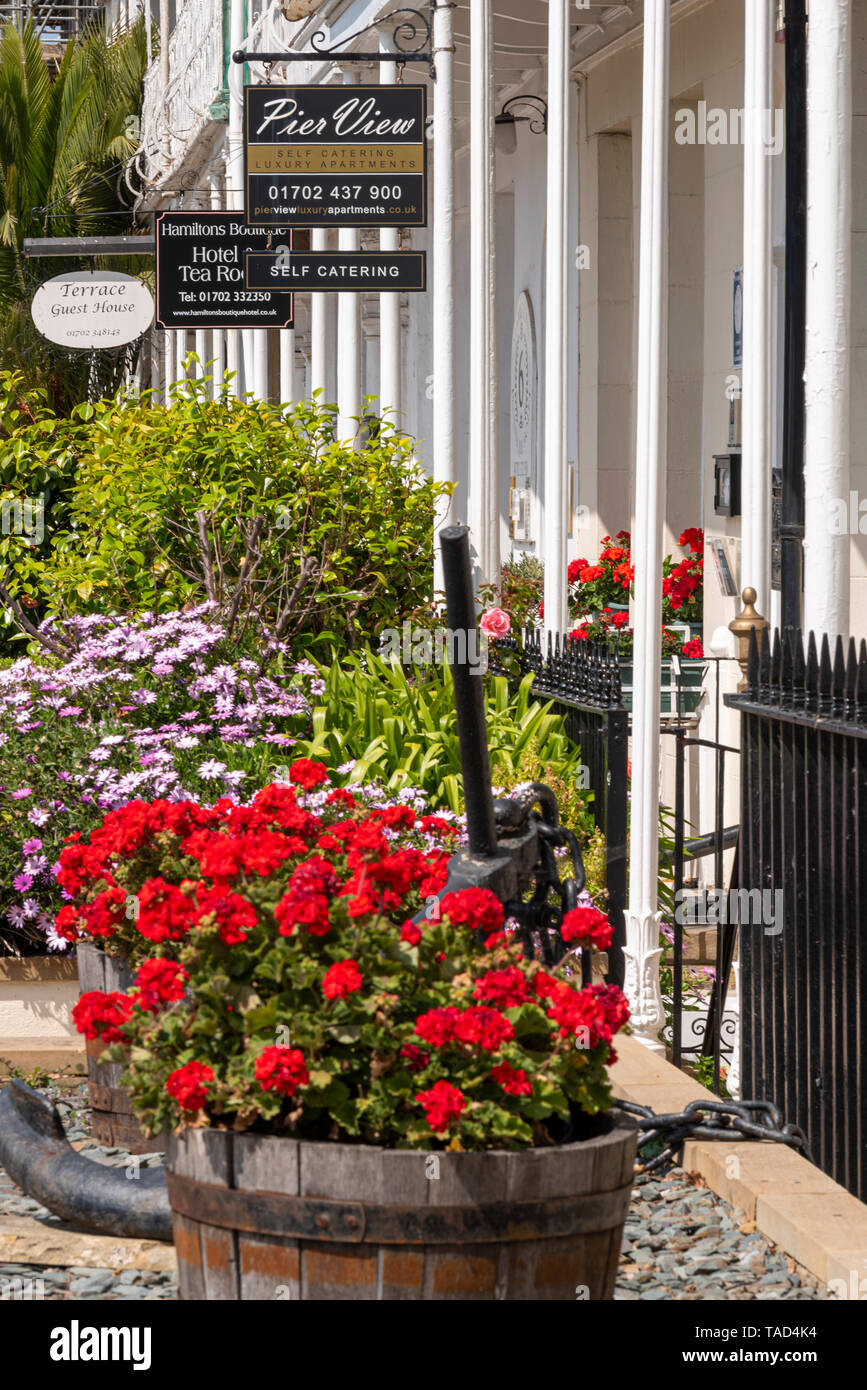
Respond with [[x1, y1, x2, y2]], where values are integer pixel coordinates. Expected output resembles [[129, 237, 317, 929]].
[[495, 96, 548, 155]]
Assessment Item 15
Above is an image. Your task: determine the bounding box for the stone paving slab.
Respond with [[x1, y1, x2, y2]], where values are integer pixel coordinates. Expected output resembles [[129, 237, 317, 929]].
[[0, 1216, 176, 1273]]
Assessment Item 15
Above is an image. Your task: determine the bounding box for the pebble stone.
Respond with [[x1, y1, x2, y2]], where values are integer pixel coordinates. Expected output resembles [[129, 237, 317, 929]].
[[616, 1167, 833, 1301]]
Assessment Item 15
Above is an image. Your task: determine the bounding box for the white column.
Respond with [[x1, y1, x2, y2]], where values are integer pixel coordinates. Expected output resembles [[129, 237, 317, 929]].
[[251, 329, 269, 402], [280, 328, 296, 409], [379, 51, 402, 427], [337, 69, 362, 442], [804, 0, 852, 641], [624, 0, 670, 1055], [159, 0, 169, 87], [164, 324, 176, 401], [469, 0, 498, 583], [194, 190, 208, 382], [542, 0, 571, 638], [151, 327, 163, 404], [311, 227, 329, 398], [210, 163, 226, 398], [226, 0, 246, 401], [741, 0, 774, 620], [432, 0, 458, 591]]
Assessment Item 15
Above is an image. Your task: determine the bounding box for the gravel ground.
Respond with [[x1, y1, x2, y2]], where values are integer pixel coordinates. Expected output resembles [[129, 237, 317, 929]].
[[0, 1080, 834, 1301], [615, 1168, 833, 1301]]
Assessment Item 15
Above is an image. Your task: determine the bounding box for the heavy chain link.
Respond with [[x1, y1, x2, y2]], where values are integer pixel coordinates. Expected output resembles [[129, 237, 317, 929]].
[[614, 1098, 814, 1173]]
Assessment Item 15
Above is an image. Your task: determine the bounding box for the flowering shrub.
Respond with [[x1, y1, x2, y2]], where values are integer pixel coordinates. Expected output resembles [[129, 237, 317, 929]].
[[0, 604, 315, 953], [661, 528, 704, 627], [66, 761, 628, 1149], [484, 528, 704, 658], [567, 532, 634, 615], [566, 528, 704, 658]]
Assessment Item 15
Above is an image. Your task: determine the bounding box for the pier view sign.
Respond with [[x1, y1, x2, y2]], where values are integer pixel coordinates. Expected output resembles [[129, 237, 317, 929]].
[[245, 250, 427, 293], [243, 84, 427, 228], [155, 212, 294, 329]]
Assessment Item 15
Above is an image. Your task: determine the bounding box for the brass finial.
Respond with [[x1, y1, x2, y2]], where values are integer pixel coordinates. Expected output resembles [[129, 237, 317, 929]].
[[729, 587, 769, 691]]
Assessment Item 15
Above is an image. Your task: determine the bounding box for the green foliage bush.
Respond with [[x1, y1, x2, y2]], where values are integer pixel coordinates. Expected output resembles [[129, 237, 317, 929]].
[[2, 380, 450, 661]]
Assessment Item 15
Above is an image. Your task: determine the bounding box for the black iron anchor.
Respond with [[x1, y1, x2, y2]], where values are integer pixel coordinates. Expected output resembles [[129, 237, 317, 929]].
[[0, 1079, 172, 1241], [420, 526, 590, 975]]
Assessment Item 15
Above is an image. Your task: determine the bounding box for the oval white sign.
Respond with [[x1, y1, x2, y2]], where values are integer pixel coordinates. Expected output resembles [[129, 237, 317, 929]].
[[31, 271, 154, 349]]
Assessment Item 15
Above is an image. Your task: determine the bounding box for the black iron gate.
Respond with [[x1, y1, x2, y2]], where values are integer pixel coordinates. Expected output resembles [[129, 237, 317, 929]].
[[726, 626, 867, 1199]]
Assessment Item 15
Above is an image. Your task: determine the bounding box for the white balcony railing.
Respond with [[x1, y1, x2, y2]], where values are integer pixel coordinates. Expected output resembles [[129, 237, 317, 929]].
[[139, 0, 224, 187]]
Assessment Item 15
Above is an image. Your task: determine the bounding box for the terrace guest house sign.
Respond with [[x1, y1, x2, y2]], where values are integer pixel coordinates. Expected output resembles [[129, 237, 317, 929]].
[[244, 84, 427, 227], [31, 271, 154, 349]]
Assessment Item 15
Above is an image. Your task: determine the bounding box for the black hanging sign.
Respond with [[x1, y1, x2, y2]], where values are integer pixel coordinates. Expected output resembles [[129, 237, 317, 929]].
[[243, 84, 427, 228], [155, 212, 294, 329], [245, 250, 427, 293]]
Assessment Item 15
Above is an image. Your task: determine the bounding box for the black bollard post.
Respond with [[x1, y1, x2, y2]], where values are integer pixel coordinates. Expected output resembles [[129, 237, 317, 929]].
[[439, 525, 498, 858]]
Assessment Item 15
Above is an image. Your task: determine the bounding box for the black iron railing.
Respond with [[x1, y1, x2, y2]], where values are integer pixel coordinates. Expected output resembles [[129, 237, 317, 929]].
[[487, 629, 628, 988], [727, 625, 867, 1199], [662, 663, 740, 1092]]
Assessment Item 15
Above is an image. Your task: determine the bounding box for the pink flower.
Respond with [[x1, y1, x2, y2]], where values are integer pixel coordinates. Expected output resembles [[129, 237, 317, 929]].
[[479, 608, 511, 640]]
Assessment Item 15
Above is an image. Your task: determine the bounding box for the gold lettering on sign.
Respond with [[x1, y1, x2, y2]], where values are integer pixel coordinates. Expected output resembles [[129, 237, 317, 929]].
[[248, 145, 425, 174]]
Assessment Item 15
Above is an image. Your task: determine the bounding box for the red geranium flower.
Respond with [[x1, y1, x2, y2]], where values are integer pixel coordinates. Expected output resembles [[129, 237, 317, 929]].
[[53, 904, 81, 942], [255, 1045, 309, 1096], [288, 758, 330, 790], [166, 1061, 214, 1112], [561, 905, 614, 950], [322, 959, 363, 1000], [414, 1006, 461, 1047], [439, 888, 504, 941], [472, 966, 530, 1009], [415, 1079, 466, 1132], [194, 886, 257, 945], [133, 959, 188, 1013], [72, 990, 133, 1043], [400, 919, 422, 946], [679, 526, 704, 554], [136, 877, 195, 943], [454, 1006, 515, 1051], [398, 1044, 428, 1074], [491, 1061, 533, 1097], [80, 885, 127, 940]]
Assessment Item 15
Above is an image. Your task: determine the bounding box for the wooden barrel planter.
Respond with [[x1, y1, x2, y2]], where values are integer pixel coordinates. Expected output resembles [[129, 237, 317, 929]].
[[165, 1112, 636, 1300], [76, 943, 161, 1155]]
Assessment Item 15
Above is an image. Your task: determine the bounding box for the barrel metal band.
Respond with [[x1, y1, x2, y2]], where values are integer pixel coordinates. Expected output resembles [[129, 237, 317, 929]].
[[88, 1083, 136, 1115], [166, 1171, 632, 1246]]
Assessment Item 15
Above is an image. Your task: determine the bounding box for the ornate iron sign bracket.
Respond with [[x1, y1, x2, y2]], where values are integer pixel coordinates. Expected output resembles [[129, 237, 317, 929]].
[[232, 5, 434, 71]]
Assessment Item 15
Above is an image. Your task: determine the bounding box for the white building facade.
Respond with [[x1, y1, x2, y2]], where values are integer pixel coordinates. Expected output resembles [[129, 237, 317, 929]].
[[131, 0, 864, 1052]]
